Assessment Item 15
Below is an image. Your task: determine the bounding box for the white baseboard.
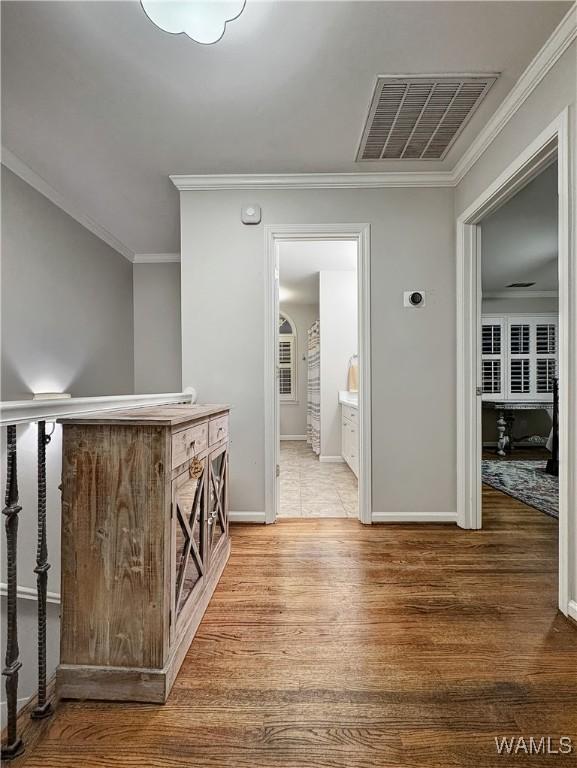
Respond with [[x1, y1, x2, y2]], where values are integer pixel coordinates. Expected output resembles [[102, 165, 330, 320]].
[[229, 511, 266, 523], [319, 455, 345, 463], [568, 600, 577, 622], [372, 511, 458, 524], [280, 435, 307, 441]]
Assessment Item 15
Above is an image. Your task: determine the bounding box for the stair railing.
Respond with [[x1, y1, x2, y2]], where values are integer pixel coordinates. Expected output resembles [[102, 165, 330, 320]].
[[0, 389, 195, 759]]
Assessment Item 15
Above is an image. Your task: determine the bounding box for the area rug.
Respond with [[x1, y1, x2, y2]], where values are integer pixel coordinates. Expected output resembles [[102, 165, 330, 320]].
[[481, 460, 559, 519]]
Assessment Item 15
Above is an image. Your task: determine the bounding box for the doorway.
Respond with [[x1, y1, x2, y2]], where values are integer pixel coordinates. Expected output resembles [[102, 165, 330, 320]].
[[264, 224, 371, 525], [456, 110, 572, 614], [479, 161, 560, 595]]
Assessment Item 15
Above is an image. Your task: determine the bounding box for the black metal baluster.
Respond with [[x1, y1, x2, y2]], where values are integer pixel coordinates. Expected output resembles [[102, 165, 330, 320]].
[[31, 421, 53, 720], [1, 425, 24, 760]]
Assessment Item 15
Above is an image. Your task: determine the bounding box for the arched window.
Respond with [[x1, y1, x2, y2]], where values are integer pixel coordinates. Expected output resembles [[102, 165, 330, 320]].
[[279, 312, 297, 402]]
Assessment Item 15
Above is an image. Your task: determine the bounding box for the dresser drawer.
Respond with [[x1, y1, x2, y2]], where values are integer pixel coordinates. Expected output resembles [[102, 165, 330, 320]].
[[209, 414, 229, 446], [342, 404, 358, 424], [172, 422, 208, 469]]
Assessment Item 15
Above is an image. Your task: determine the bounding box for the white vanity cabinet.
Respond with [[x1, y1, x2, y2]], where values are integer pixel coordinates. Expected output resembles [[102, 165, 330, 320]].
[[341, 402, 359, 478]]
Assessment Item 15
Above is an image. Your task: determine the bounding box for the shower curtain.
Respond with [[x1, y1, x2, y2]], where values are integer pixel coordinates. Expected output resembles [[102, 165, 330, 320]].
[[307, 320, 320, 455]]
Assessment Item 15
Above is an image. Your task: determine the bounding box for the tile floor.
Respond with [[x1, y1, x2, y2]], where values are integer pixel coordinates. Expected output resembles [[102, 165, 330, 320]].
[[279, 440, 359, 518]]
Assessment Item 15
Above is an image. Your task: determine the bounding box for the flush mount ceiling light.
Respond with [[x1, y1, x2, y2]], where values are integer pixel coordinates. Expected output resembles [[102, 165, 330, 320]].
[[141, 0, 246, 45]]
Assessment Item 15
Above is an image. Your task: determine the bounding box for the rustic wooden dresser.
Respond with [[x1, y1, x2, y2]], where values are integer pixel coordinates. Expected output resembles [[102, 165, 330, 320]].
[[56, 404, 230, 703]]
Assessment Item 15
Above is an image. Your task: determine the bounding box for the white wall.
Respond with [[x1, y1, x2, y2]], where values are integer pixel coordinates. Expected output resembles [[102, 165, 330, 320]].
[[319, 271, 357, 458], [133, 262, 182, 394], [279, 302, 318, 438], [455, 39, 577, 610], [482, 297, 558, 314], [1, 168, 134, 400], [179, 187, 455, 515], [0, 169, 135, 722]]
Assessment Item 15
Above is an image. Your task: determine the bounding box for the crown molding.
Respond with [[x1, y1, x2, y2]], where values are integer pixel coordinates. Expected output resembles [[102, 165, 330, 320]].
[[483, 290, 558, 300], [452, 3, 577, 184], [3, 3, 575, 257], [171, 7, 577, 194], [2, 147, 135, 262], [170, 171, 455, 191], [133, 253, 181, 263]]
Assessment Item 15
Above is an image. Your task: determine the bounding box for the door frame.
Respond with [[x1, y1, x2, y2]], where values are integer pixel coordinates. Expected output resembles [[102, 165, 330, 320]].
[[456, 108, 572, 614], [264, 223, 372, 525]]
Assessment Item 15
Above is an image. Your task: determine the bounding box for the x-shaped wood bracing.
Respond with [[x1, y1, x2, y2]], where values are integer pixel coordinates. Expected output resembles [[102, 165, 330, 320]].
[[210, 454, 227, 541], [175, 473, 205, 611]]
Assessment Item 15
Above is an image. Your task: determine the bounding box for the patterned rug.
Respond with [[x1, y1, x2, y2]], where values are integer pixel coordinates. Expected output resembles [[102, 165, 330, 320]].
[[482, 459, 559, 519]]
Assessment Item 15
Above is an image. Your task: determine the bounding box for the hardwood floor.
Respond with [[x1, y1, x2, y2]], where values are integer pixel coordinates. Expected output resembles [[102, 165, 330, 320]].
[[13, 487, 577, 767]]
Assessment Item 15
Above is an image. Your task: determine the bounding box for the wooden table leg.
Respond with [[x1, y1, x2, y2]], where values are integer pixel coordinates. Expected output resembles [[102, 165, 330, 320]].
[[496, 411, 508, 456], [505, 413, 515, 453]]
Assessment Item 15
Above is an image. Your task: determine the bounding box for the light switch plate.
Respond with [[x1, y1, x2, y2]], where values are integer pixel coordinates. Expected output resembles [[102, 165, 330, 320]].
[[241, 204, 261, 224]]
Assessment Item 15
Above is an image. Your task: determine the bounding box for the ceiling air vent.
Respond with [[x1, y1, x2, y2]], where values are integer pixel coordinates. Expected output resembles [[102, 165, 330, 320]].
[[357, 74, 498, 161]]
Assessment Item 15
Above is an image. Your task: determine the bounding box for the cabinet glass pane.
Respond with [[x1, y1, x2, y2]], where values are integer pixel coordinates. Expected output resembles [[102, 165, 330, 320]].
[[510, 359, 530, 393], [209, 452, 226, 552], [482, 325, 501, 355], [537, 359, 556, 393], [174, 469, 205, 617], [482, 360, 501, 394], [536, 324, 556, 354], [510, 325, 530, 354]]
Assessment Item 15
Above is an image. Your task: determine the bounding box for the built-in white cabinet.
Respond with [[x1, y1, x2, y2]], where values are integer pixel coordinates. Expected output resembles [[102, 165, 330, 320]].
[[341, 403, 359, 477]]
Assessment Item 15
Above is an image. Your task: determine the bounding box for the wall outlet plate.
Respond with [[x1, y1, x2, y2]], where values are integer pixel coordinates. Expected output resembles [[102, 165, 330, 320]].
[[404, 290, 426, 308], [241, 204, 261, 225]]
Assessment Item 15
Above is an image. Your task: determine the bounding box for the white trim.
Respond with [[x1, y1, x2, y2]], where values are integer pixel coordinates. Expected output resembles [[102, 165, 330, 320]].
[[265, 224, 372, 526], [229, 511, 266, 523], [568, 601, 577, 623], [0, 583, 60, 604], [452, 3, 577, 183], [170, 8, 577, 194], [133, 253, 181, 263], [372, 512, 457, 524], [280, 435, 307, 441], [483, 291, 559, 300], [1, 147, 134, 262], [171, 171, 454, 190], [0, 5, 573, 276], [456, 109, 572, 616], [0, 388, 196, 426], [319, 455, 345, 464]]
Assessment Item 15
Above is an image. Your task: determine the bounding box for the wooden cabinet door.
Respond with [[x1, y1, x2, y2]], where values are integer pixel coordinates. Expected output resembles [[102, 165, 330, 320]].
[[207, 443, 229, 565], [172, 457, 207, 635]]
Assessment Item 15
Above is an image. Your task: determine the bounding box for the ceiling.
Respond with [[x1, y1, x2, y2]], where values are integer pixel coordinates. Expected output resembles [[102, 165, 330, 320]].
[[1, 1, 571, 256], [481, 162, 558, 293], [279, 240, 357, 304]]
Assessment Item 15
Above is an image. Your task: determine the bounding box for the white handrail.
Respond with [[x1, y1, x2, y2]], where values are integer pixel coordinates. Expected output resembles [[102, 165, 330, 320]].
[[0, 387, 197, 426]]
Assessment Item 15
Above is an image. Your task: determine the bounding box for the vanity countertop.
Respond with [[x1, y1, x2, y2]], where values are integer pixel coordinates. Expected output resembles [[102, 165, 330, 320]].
[[339, 391, 358, 409]]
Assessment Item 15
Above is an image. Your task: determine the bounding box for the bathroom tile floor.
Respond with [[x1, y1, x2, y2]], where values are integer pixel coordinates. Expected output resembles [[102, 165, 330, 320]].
[[279, 440, 358, 518]]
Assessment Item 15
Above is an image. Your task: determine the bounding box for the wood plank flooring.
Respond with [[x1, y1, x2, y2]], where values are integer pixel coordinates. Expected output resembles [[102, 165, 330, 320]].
[[13, 486, 577, 767]]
